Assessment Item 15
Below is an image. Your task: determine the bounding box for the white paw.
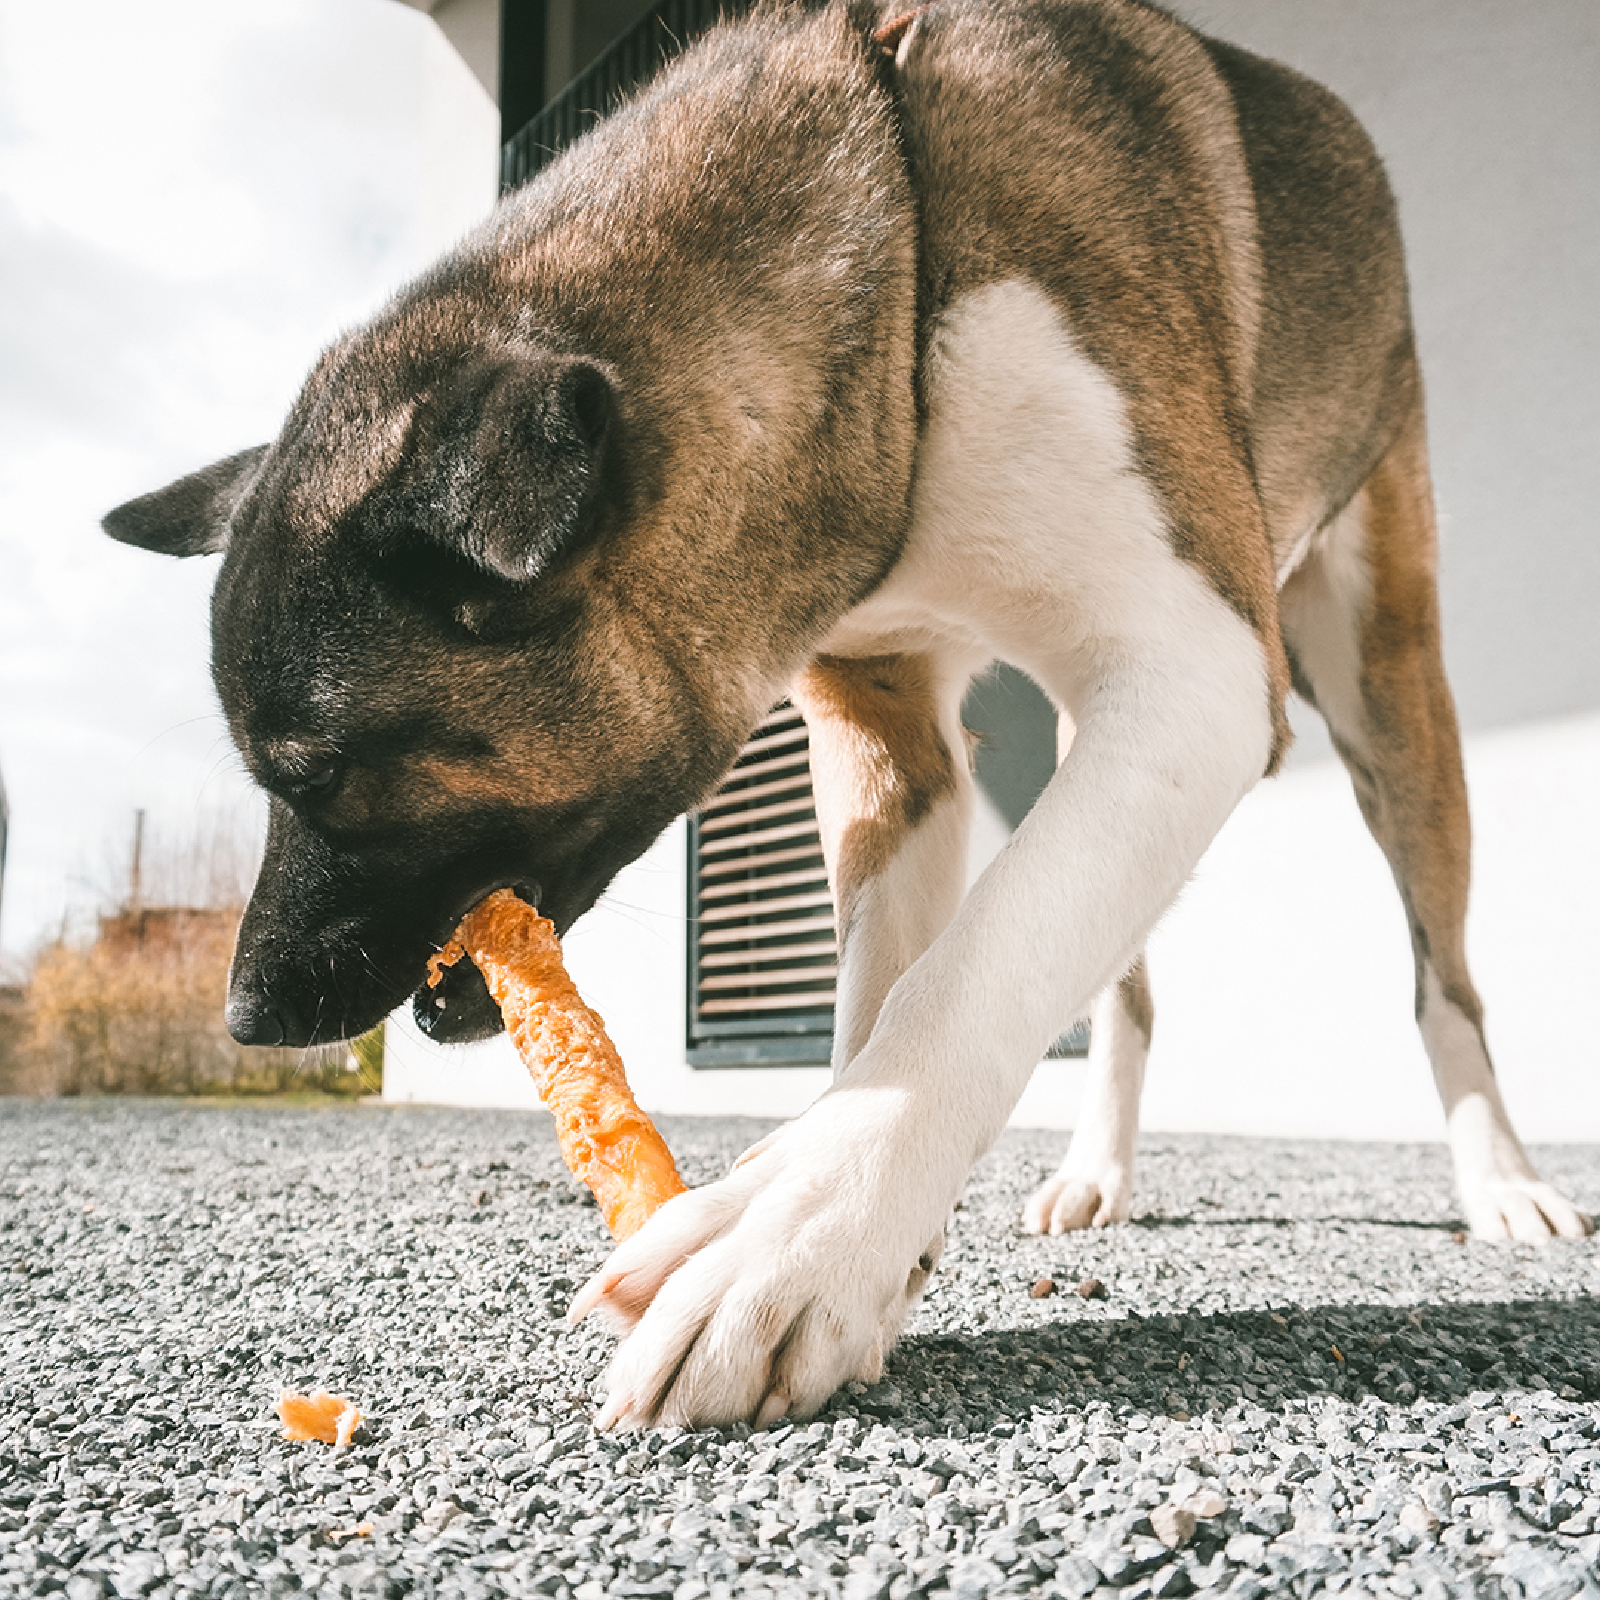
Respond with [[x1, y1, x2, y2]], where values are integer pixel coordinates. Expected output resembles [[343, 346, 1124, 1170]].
[[1021, 1163, 1132, 1234], [1459, 1174, 1592, 1243], [569, 1093, 956, 1430]]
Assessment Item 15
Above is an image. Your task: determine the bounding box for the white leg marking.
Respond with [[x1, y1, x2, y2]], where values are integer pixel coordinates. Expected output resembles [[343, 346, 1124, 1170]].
[[1421, 964, 1591, 1242], [832, 788, 972, 1072], [1276, 490, 1369, 728], [576, 281, 1276, 1428], [1024, 971, 1150, 1232]]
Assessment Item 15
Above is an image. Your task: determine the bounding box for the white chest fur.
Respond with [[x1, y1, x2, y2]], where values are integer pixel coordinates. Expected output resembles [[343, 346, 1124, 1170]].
[[819, 278, 1234, 716]]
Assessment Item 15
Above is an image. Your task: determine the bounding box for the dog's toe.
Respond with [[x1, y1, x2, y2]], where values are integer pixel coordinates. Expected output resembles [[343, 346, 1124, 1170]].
[[1464, 1177, 1592, 1243], [1022, 1169, 1131, 1234], [578, 1091, 959, 1430], [595, 1231, 881, 1431], [844, 1228, 943, 1386], [569, 1183, 741, 1335]]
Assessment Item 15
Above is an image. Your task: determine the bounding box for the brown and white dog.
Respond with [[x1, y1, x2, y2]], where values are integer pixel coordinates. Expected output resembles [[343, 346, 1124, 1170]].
[[104, 0, 1590, 1429]]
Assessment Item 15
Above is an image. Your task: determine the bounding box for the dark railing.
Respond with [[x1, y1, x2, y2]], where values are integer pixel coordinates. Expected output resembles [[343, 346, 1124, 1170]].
[[501, 0, 747, 192]]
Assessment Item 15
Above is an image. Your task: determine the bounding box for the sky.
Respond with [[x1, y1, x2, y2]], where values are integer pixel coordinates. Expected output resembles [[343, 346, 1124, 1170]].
[[0, 0, 498, 962]]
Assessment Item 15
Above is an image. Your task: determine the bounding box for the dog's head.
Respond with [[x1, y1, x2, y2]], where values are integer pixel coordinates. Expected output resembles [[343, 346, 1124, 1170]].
[[102, 9, 919, 1048], [103, 319, 782, 1046], [104, 286, 912, 1045]]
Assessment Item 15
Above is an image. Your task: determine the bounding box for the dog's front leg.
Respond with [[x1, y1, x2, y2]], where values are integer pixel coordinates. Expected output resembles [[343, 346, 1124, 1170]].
[[790, 651, 977, 1362], [574, 603, 1274, 1430], [570, 649, 976, 1428]]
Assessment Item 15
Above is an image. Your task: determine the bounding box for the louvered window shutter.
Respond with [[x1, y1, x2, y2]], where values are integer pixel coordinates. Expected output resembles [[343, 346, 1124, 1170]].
[[686, 704, 836, 1066]]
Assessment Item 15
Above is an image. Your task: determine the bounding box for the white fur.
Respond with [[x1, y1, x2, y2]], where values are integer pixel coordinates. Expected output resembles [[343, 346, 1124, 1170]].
[[1276, 488, 1370, 742], [1023, 963, 1150, 1233], [577, 280, 1276, 1428], [1419, 964, 1589, 1241], [829, 787, 973, 1075]]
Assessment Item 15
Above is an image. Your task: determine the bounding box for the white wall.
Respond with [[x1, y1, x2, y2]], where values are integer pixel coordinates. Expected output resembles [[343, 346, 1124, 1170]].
[[1184, 0, 1600, 741], [1012, 713, 1600, 1144], [394, 0, 500, 107]]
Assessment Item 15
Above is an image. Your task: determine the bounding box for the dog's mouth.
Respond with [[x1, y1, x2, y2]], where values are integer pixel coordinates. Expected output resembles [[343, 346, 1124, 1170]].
[[234, 800, 636, 1049], [436, 877, 545, 946], [412, 878, 542, 1042]]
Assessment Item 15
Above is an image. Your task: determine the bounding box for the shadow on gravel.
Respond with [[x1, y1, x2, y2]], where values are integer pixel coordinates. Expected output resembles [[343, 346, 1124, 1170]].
[[1125, 1214, 1473, 1232], [858, 1298, 1600, 1430]]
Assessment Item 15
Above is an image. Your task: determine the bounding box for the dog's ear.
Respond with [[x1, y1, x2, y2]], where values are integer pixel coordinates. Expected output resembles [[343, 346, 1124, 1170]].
[[102, 445, 270, 557], [453, 357, 616, 584]]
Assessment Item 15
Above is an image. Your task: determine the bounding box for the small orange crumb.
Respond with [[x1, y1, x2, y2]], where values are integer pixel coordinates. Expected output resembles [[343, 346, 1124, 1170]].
[[429, 890, 687, 1239], [277, 1389, 360, 1446]]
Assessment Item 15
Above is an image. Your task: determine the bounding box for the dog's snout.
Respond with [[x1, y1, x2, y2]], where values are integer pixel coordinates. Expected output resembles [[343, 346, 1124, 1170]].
[[225, 946, 331, 1046]]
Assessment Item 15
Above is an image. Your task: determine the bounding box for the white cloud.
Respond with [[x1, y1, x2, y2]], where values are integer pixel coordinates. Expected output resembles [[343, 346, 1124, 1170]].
[[0, 0, 269, 279]]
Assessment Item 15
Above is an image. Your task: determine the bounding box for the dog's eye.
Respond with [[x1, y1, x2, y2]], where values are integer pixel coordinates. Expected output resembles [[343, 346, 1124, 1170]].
[[287, 762, 342, 801]]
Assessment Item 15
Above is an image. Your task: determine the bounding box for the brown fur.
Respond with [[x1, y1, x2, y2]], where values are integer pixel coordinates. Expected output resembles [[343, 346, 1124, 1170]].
[[792, 653, 957, 924], [1347, 410, 1484, 1032], [1280, 402, 1482, 1034]]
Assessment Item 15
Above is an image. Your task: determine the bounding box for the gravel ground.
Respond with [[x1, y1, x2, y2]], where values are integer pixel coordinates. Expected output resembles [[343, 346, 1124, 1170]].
[[2, 1098, 1599, 1600]]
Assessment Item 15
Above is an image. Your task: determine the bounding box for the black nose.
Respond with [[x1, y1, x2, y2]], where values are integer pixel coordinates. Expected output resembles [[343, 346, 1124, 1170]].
[[225, 988, 311, 1048], [225, 988, 284, 1046]]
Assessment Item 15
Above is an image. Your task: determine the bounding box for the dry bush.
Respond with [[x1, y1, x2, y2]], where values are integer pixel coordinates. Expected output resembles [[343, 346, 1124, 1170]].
[[16, 907, 358, 1097], [6, 807, 373, 1098], [0, 978, 25, 1092]]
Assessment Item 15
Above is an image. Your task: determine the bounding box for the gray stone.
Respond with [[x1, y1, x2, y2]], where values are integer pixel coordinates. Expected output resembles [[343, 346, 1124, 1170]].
[[3, 1104, 1598, 1600], [109, 1552, 166, 1599], [1239, 1496, 1292, 1538], [1052, 1554, 1104, 1598], [1150, 1505, 1198, 1549], [949, 1556, 1007, 1599]]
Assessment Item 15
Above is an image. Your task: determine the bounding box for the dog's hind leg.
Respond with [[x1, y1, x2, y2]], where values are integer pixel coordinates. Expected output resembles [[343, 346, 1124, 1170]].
[[791, 650, 979, 1077], [1279, 406, 1590, 1241], [1022, 952, 1152, 1233]]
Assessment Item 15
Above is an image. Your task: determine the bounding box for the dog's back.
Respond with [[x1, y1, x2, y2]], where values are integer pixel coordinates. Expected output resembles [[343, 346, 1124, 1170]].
[[894, 0, 1416, 647], [1199, 31, 1418, 563]]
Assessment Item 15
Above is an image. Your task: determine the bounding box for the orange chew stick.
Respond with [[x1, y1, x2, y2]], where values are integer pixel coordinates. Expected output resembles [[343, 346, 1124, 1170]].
[[277, 1389, 361, 1446], [428, 889, 686, 1239]]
